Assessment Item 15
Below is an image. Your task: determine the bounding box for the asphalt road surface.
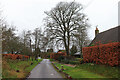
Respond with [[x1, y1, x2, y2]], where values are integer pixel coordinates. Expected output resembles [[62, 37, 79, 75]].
[[27, 59, 64, 80]]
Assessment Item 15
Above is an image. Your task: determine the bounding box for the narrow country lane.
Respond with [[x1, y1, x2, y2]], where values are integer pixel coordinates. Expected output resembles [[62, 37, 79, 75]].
[[27, 59, 64, 80]]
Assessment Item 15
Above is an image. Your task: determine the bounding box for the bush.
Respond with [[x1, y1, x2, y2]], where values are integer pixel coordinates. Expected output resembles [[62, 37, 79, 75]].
[[82, 42, 120, 66], [63, 59, 69, 64], [78, 58, 84, 64], [58, 56, 64, 62], [47, 55, 50, 58], [50, 52, 66, 60], [64, 56, 75, 60]]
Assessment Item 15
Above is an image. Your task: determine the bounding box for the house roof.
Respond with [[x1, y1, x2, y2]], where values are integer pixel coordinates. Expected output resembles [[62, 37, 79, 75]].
[[74, 52, 81, 55], [89, 26, 120, 46], [57, 50, 66, 53]]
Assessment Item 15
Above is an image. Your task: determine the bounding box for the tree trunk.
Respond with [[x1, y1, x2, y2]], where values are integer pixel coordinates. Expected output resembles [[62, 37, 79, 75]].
[[64, 40, 69, 55], [67, 30, 70, 56], [80, 45, 83, 58], [63, 32, 69, 56]]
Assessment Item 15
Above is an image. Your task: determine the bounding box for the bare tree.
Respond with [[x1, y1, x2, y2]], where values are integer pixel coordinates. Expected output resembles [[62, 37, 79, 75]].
[[19, 30, 32, 55], [42, 29, 57, 52], [44, 2, 90, 55], [32, 28, 43, 54], [73, 24, 90, 57]]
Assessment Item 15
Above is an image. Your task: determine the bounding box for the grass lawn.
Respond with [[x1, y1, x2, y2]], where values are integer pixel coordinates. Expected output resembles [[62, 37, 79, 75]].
[[53, 62, 119, 79], [2, 57, 42, 79]]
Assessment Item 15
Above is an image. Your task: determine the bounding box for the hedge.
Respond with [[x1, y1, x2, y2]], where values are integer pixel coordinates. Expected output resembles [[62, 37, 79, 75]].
[[3, 54, 29, 60], [82, 42, 120, 66], [50, 52, 66, 60]]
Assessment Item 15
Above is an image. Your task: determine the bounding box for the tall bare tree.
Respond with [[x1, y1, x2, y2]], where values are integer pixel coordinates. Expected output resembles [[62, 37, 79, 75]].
[[73, 24, 90, 57], [44, 2, 90, 55], [32, 28, 43, 55], [19, 30, 32, 55]]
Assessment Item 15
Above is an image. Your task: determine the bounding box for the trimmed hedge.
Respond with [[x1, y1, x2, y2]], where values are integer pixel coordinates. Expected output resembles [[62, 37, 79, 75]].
[[82, 42, 120, 66], [3, 54, 29, 60], [50, 52, 66, 60]]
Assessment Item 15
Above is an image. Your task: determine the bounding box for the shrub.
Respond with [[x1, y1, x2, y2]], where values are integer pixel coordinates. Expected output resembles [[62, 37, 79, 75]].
[[58, 56, 64, 62], [50, 52, 66, 60], [78, 58, 84, 64], [50, 53, 55, 59], [64, 56, 75, 60], [62, 59, 69, 64], [82, 42, 120, 66]]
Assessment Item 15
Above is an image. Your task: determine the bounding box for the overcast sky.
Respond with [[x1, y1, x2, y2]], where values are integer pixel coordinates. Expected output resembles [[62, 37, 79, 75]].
[[0, 0, 119, 39]]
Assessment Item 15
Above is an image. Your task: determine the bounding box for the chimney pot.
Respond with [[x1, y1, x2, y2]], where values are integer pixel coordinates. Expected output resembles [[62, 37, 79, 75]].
[[95, 27, 99, 37]]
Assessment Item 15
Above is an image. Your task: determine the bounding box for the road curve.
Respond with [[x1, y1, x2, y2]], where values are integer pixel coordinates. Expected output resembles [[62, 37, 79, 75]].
[[27, 59, 64, 79]]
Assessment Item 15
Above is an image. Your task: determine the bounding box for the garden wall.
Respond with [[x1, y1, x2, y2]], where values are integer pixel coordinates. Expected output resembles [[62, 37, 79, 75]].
[[82, 42, 120, 66]]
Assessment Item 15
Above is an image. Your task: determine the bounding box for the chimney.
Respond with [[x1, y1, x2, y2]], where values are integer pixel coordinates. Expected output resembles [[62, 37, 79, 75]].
[[95, 27, 99, 37]]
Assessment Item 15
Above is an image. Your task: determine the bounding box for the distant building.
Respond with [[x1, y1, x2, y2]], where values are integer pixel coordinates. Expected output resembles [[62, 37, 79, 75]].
[[74, 52, 81, 58], [57, 50, 66, 53], [89, 26, 120, 46]]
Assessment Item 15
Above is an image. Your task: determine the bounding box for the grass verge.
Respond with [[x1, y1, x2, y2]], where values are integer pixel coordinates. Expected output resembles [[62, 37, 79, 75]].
[[53, 62, 119, 80], [2, 57, 42, 79]]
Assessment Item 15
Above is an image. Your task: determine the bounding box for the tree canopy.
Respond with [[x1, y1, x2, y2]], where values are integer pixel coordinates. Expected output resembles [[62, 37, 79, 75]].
[[44, 2, 90, 55]]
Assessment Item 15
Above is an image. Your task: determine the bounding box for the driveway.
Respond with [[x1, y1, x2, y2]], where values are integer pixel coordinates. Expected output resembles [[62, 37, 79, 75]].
[[27, 59, 64, 80]]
